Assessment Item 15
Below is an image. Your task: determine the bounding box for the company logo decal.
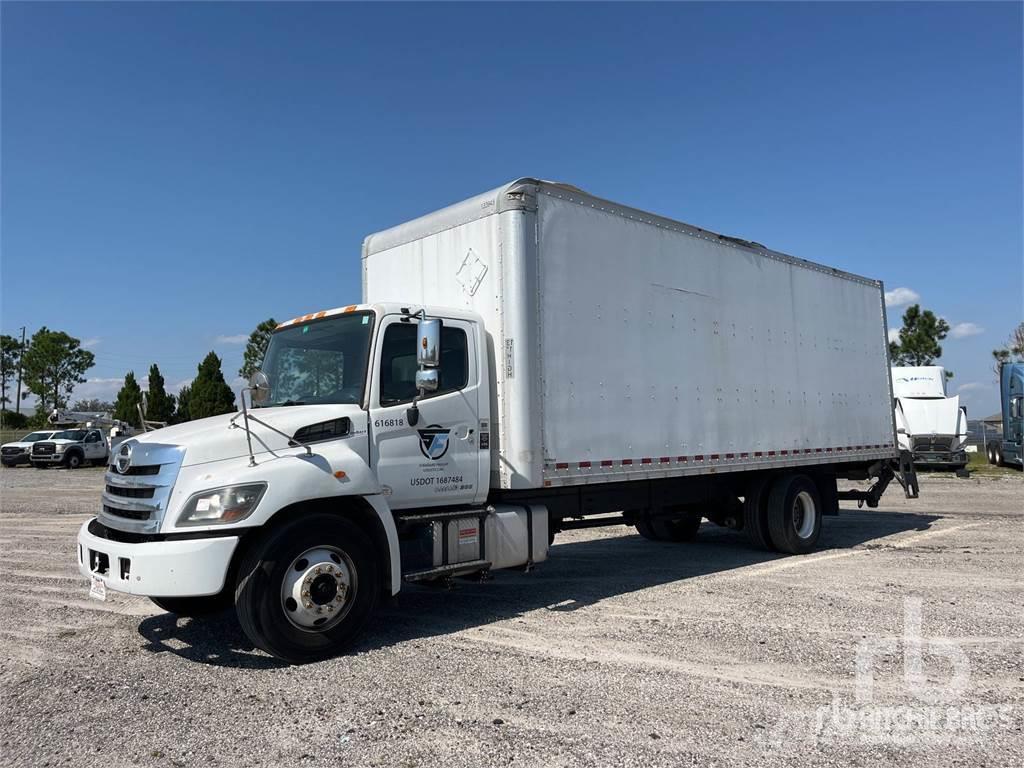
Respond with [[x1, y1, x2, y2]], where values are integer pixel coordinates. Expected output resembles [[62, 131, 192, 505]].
[[417, 425, 451, 460], [115, 442, 133, 474]]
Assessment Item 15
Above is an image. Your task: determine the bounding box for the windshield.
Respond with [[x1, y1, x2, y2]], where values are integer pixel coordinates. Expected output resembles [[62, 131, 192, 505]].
[[54, 429, 88, 441], [22, 432, 54, 442], [258, 311, 375, 407]]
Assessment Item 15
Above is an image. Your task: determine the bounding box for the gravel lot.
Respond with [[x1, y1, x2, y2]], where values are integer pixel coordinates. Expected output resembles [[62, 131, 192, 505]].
[[1, 465, 1022, 767]]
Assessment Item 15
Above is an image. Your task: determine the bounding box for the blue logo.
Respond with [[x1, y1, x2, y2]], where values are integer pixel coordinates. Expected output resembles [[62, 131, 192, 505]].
[[417, 425, 451, 460]]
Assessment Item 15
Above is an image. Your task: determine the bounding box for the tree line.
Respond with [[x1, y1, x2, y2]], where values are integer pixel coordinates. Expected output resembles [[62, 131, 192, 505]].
[[0, 319, 276, 430]]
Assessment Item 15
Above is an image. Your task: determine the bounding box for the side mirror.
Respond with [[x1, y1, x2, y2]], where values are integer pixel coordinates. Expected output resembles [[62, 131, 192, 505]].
[[248, 370, 271, 405], [415, 369, 439, 393], [417, 318, 442, 368]]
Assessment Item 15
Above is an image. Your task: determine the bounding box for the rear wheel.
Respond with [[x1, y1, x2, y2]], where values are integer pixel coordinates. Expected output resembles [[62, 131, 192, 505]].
[[151, 592, 231, 616], [767, 474, 822, 555], [993, 444, 1005, 467], [743, 475, 776, 551], [635, 512, 702, 542], [235, 514, 379, 663], [986, 443, 996, 465]]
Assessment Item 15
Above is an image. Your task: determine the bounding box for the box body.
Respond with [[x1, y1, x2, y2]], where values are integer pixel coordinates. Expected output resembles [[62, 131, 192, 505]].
[[364, 179, 896, 490]]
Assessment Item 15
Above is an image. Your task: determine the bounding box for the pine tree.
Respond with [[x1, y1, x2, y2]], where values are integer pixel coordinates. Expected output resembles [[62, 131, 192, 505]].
[[889, 304, 951, 373], [113, 372, 144, 427], [145, 364, 175, 424], [239, 318, 278, 379], [189, 352, 236, 420], [174, 384, 192, 423]]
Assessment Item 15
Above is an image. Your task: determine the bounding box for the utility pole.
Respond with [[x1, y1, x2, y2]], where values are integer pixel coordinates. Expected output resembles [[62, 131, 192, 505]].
[[15, 326, 25, 415]]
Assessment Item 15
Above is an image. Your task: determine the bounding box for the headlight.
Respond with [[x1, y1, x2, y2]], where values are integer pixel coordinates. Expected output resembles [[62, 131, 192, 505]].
[[54, 446, 65, 454], [176, 483, 267, 526]]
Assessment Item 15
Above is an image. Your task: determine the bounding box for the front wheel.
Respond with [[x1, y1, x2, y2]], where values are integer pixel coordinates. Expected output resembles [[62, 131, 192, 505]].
[[234, 514, 379, 663], [64, 452, 83, 469]]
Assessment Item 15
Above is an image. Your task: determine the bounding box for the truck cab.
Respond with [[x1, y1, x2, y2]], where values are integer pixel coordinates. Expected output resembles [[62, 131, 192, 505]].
[[987, 362, 1024, 468], [77, 303, 541, 662]]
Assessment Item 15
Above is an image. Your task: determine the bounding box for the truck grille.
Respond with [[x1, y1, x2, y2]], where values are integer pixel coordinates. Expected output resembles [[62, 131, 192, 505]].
[[106, 484, 156, 499], [102, 504, 151, 521], [106, 463, 160, 476], [913, 436, 954, 453], [1, 447, 24, 456], [99, 441, 185, 534], [32, 443, 56, 455]]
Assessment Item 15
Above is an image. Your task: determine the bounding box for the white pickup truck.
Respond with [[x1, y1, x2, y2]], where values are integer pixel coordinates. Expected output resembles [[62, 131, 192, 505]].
[[892, 366, 969, 470], [77, 179, 917, 662]]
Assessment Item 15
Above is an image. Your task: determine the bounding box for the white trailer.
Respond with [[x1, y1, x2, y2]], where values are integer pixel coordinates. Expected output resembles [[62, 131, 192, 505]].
[[77, 179, 917, 662], [892, 366, 969, 469]]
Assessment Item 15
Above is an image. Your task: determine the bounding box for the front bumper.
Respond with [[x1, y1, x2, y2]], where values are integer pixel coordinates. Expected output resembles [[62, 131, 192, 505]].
[[32, 454, 66, 464], [912, 450, 968, 468], [77, 519, 239, 597], [1, 451, 29, 464]]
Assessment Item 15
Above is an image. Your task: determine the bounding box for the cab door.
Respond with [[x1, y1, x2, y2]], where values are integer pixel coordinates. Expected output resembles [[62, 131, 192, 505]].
[[369, 316, 482, 509], [83, 430, 106, 462]]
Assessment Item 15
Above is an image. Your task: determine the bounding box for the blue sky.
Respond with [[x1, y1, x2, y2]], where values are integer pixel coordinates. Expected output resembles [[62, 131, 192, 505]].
[[2, 2, 1021, 415]]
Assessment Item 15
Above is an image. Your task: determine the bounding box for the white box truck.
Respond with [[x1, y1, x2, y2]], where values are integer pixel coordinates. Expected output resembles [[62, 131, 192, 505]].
[[891, 366, 969, 470], [78, 179, 917, 662]]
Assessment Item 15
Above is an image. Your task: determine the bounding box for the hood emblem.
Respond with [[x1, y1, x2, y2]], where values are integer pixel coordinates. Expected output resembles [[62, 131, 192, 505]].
[[115, 442, 133, 474]]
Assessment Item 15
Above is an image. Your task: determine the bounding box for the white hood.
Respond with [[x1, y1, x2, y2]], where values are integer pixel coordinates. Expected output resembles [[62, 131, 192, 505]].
[[132, 404, 365, 467], [897, 395, 968, 442]]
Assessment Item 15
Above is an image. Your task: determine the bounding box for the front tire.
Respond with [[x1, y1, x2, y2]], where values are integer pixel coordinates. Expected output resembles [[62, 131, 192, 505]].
[[234, 514, 379, 663], [767, 474, 822, 555], [64, 451, 83, 469]]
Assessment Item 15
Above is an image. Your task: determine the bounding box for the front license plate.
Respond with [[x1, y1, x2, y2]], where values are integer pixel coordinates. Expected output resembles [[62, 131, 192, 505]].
[[89, 575, 107, 601]]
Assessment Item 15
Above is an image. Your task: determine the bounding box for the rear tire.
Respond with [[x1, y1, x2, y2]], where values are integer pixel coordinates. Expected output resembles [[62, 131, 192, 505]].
[[151, 593, 231, 616], [635, 513, 702, 542], [986, 443, 996, 465], [993, 445, 1005, 467], [767, 474, 822, 555], [743, 475, 776, 551], [235, 514, 379, 663]]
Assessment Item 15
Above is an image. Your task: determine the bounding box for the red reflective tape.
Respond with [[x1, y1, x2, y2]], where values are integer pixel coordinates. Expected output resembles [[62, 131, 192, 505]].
[[725, 453, 735, 459], [555, 462, 569, 470], [660, 457, 671, 464], [781, 450, 789, 456], [740, 453, 749, 458], [709, 454, 720, 460], [600, 460, 614, 467], [754, 451, 763, 457], [815, 448, 823, 453], [578, 461, 592, 468], [678, 456, 688, 462], [768, 451, 776, 456], [694, 455, 704, 461], [641, 457, 653, 465], [622, 459, 633, 466]]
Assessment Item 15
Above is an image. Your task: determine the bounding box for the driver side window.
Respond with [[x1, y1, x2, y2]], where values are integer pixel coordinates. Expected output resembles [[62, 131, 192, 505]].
[[379, 322, 468, 406]]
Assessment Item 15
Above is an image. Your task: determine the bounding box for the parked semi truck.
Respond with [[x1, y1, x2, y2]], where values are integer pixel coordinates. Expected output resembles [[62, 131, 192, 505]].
[[891, 366, 969, 470], [77, 179, 917, 662], [986, 362, 1024, 468]]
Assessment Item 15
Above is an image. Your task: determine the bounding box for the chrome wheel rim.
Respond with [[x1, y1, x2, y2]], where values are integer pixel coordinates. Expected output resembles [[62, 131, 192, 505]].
[[793, 490, 816, 539], [280, 546, 357, 632]]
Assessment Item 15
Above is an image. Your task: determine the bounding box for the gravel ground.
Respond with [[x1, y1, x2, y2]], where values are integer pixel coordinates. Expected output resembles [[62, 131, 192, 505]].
[[1, 465, 1022, 767]]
